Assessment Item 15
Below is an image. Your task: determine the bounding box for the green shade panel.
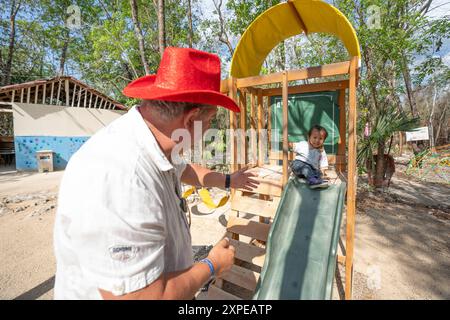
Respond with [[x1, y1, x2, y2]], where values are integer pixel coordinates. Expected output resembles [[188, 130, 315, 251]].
[[270, 91, 340, 155]]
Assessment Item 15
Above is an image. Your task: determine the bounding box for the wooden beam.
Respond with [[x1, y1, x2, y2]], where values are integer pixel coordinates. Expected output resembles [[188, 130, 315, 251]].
[[229, 77, 238, 173], [71, 84, 77, 107], [345, 56, 358, 300], [250, 92, 257, 164], [50, 82, 54, 105], [77, 87, 82, 107], [288, 61, 350, 82], [337, 88, 346, 172], [220, 79, 229, 93], [231, 191, 280, 219], [84, 88, 87, 107], [42, 83, 46, 104], [226, 216, 271, 242], [257, 89, 264, 166], [238, 177, 283, 197], [88, 92, 93, 108], [56, 80, 61, 105], [282, 71, 289, 186], [94, 95, 99, 109], [220, 264, 260, 292], [267, 96, 272, 163], [65, 79, 70, 106], [34, 85, 39, 104], [10, 90, 15, 103], [262, 80, 349, 97], [236, 61, 351, 88], [239, 90, 247, 168], [26, 87, 30, 103], [20, 88, 24, 103], [237, 73, 282, 88], [229, 239, 265, 268]]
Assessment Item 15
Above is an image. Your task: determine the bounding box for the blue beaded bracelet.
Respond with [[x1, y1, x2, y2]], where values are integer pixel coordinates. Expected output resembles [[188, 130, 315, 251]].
[[200, 258, 215, 277]]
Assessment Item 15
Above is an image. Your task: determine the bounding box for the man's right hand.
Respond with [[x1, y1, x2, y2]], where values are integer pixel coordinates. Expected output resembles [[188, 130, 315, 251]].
[[207, 237, 235, 277]]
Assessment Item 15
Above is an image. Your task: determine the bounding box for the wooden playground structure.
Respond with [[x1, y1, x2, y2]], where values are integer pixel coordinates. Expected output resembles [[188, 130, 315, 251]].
[[198, 0, 360, 300]]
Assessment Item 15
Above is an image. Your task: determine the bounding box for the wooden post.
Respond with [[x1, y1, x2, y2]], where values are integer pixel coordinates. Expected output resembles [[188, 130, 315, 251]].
[[345, 56, 358, 300], [34, 85, 39, 104], [11, 90, 15, 103], [89, 92, 93, 108], [239, 90, 247, 169], [84, 88, 87, 108], [229, 77, 238, 174], [20, 88, 24, 103], [257, 89, 264, 166], [77, 87, 82, 107], [250, 92, 257, 165], [282, 71, 289, 186], [229, 77, 239, 222], [72, 84, 77, 107], [65, 79, 70, 106], [26, 87, 30, 103], [50, 82, 54, 105], [43, 83, 46, 104], [56, 80, 61, 105], [94, 95, 99, 109], [338, 88, 346, 172], [267, 96, 273, 165]]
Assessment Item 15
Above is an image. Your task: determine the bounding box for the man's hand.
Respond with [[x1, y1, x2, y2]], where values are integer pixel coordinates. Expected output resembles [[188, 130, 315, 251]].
[[230, 166, 260, 191], [207, 238, 235, 277]]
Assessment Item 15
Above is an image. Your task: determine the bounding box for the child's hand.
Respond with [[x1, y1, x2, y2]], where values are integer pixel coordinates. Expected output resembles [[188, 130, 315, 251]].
[[288, 142, 294, 149]]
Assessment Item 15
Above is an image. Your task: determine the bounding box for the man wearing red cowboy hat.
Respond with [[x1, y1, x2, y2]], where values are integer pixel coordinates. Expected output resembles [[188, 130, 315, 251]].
[[54, 47, 259, 300]]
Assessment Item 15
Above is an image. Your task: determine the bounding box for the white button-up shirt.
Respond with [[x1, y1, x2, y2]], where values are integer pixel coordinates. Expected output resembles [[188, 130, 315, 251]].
[[53, 106, 193, 299]]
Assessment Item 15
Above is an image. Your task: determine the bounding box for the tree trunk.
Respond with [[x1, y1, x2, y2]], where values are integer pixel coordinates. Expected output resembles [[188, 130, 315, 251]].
[[3, 0, 21, 85], [130, 0, 150, 75], [187, 0, 193, 48], [374, 141, 386, 188], [401, 55, 418, 117], [58, 29, 70, 76], [157, 0, 166, 57]]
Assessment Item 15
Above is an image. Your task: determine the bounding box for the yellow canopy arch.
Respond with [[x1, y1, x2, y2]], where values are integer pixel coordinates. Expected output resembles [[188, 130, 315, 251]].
[[230, 0, 361, 78]]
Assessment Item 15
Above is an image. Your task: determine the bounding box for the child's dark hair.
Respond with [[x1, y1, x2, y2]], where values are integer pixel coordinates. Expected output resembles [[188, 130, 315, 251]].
[[308, 125, 328, 139]]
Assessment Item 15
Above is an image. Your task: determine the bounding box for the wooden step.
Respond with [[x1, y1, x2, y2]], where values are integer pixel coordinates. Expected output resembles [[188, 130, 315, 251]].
[[227, 216, 271, 242], [238, 177, 282, 197], [231, 193, 280, 219], [197, 284, 241, 300], [230, 239, 265, 268], [220, 265, 260, 292]]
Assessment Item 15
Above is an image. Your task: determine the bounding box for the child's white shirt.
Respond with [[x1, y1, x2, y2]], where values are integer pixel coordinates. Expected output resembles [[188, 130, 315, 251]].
[[293, 141, 328, 170]]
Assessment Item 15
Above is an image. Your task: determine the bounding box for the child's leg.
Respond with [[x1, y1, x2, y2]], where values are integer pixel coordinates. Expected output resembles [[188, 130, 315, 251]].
[[291, 160, 316, 180]]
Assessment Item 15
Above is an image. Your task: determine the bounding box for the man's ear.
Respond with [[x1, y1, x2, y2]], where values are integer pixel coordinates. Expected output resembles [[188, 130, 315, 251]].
[[182, 107, 200, 129]]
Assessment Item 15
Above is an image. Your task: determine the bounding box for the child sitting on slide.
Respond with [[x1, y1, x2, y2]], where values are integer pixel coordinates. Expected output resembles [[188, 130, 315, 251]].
[[289, 125, 329, 189]]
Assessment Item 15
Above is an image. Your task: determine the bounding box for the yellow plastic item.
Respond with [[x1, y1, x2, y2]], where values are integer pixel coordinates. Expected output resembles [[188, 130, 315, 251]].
[[182, 186, 230, 209], [198, 188, 230, 209], [230, 0, 361, 78], [182, 186, 196, 199]]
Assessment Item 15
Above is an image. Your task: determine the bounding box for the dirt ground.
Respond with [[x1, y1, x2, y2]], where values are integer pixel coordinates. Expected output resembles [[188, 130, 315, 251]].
[[0, 164, 448, 300]]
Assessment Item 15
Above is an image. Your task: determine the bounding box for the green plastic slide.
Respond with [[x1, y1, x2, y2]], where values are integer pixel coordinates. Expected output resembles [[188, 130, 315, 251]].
[[253, 178, 346, 300]]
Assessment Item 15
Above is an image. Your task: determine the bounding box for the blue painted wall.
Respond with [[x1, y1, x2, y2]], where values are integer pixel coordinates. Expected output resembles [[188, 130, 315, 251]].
[[14, 136, 89, 170]]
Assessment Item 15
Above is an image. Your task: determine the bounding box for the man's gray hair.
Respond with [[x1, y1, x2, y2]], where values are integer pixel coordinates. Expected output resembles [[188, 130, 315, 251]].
[[140, 100, 216, 120]]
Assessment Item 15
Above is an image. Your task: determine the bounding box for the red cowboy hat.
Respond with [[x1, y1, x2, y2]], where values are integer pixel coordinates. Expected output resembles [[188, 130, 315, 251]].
[[123, 47, 240, 112]]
